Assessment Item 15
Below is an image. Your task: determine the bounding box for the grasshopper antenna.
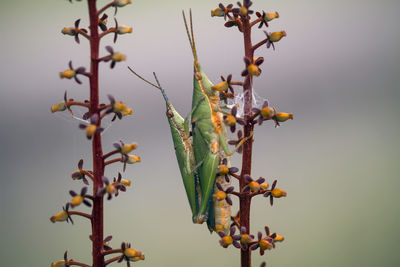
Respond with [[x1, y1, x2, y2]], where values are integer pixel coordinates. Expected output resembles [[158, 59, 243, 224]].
[[182, 9, 198, 63], [128, 66, 169, 103]]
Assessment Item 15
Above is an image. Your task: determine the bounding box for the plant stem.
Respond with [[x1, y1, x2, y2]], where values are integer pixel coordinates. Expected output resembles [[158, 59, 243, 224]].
[[88, 1, 105, 266], [240, 10, 255, 267]]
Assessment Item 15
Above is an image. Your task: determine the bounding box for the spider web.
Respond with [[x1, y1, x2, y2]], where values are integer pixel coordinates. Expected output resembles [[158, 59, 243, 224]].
[[226, 89, 266, 117]]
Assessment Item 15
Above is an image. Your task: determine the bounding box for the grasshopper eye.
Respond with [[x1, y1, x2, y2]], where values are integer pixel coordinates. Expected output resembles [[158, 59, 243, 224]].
[[166, 109, 174, 118]]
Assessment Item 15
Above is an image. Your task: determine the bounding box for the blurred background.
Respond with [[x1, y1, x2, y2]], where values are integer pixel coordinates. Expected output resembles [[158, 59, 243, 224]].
[[1, 0, 399, 266]]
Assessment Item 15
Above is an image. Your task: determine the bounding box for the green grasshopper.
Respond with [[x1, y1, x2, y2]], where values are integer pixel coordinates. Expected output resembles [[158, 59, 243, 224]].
[[129, 10, 246, 233]]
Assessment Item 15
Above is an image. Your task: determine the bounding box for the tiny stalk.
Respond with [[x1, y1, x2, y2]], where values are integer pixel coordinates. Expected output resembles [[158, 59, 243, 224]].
[[50, 1, 143, 267]]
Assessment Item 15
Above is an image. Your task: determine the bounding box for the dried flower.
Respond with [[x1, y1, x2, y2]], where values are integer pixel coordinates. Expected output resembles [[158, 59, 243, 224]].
[[251, 229, 274, 255], [98, 176, 124, 200], [98, 13, 108, 31], [125, 154, 141, 164], [211, 3, 233, 20], [256, 11, 279, 28], [233, 0, 254, 17], [106, 95, 132, 121], [252, 100, 276, 125], [71, 159, 90, 185]]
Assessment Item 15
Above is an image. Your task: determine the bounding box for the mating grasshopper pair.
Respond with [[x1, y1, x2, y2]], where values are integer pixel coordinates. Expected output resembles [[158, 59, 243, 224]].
[[130, 11, 245, 233]]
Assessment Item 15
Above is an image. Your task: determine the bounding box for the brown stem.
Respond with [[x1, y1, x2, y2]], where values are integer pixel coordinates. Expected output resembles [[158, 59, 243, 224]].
[[69, 211, 93, 220], [78, 29, 91, 41], [67, 101, 90, 109], [239, 7, 255, 267], [252, 37, 269, 52], [104, 256, 122, 266], [99, 28, 117, 39], [230, 81, 244, 86], [231, 191, 241, 198], [231, 173, 241, 180], [103, 149, 120, 160], [68, 260, 91, 267], [98, 55, 112, 62], [104, 157, 122, 166], [103, 249, 123, 256], [82, 170, 94, 180], [88, 1, 105, 267], [250, 17, 262, 28], [97, 1, 115, 16]]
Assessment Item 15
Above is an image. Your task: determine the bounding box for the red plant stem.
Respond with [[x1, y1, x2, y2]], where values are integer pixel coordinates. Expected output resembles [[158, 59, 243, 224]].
[[88, 1, 105, 267], [240, 11, 255, 267]]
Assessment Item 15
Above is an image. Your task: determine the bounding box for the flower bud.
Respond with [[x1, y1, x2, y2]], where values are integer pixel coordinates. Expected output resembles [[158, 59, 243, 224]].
[[260, 183, 269, 190], [52, 260, 67, 267], [61, 27, 75, 36], [219, 235, 233, 248], [212, 81, 229, 92], [122, 108, 132, 116], [249, 181, 261, 193], [274, 234, 284, 242], [50, 210, 68, 223], [115, 0, 132, 7], [217, 164, 229, 175], [112, 52, 127, 62], [70, 195, 83, 207], [51, 102, 66, 113], [259, 239, 273, 251], [214, 190, 227, 201], [224, 114, 237, 126], [211, 7, 225, 17], [247, 64, 261, 76], [127, 155, 141, 164], [117, 25, 133, 34], [124, 247, 141, 257], [119, 178, 131, 187], [240, 234, 252, 244], [60, 69, 76, 79], [239, 6, 248, 16], [86, 125, 97, 138], [271, 188, 287, 198], [121, 143, 137, 154], [265, 11, 279, 21], [260, 106, 275, 119], [275, 112, 293, 122], [269, 31, 287, 42]]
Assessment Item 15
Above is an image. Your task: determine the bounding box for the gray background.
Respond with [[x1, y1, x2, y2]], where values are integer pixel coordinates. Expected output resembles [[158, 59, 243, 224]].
[[0, 0, 399, 266]]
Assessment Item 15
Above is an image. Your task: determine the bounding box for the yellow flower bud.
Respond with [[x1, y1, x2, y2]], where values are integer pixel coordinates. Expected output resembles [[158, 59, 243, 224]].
[[131, 254, 145, 262], [249, 181, 260, 193], [217, 164, 229, 175], [127, 155, 140, 164], [240, 234, 252, 244], [121, 143, 137, 154], [260, 106, 275, 119], [50, 210, 68, 223], [120, 178, 131, 187], [86, 124, 97, 138], [260, 183, 269, 190], [269, 31, 287, 42], [60, 69, 76, 79], [212, 81, 229, 92], [220, 235, 233, 248], [247, 64, 261, 77], [70, 195, 83, 207], [113, 101, 127, 113], [124, 248, 141, 257], [115, 0, 132, 7], [275, 112, 293, 122], [117, 25, 133, 34], [271, 188, 287, 198], [122, 108, 132, 116], [61, 27, 75, 36], [51, 102, 66, 113], [239, 6, 248, 16], [112, 52, 126, 62], [211, 8, 225, 17], [274, 234, 284, 242], [225, 114, 237, 126], [106, 184, 118, 195], [214, 190, 227, 201], [265, 11, 279, 21], [52, 260, 66, 267], [259, 239, 272, 251]]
